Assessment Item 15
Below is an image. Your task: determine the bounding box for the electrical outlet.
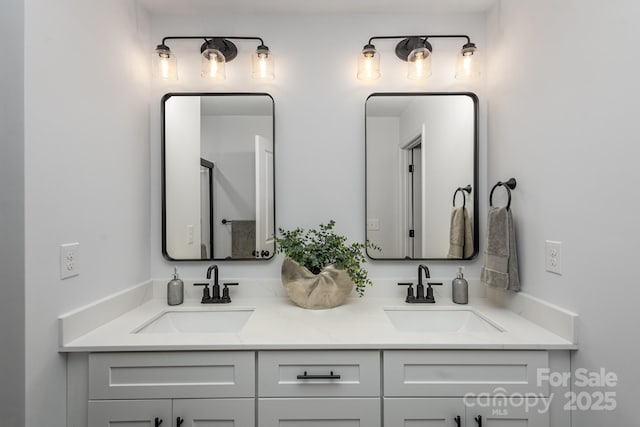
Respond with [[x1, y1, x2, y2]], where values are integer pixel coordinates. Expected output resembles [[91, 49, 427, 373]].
[[367, 218, 380, 231], [187, 224, 194, 244], [60, 242, 79, 279], [545, 240, 562, 275]]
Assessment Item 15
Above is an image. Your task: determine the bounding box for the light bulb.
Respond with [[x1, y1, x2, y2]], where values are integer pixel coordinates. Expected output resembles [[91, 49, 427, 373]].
[[455, 42, 480, 80], [152, 44, 177, 81], [407, 46, 432, 80], [252, 45, 275, 80], [357, 44, 380, 81], [201, 48, 226, 81]]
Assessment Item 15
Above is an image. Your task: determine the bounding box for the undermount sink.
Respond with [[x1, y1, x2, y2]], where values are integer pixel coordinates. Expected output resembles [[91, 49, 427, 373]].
[[384, 308, 504, 333], [133, 308, 254, 334]]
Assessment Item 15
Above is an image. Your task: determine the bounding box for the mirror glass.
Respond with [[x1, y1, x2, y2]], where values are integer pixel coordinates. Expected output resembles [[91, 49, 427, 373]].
[[162, 93, 275, 261], [365, 93, 478, 260]]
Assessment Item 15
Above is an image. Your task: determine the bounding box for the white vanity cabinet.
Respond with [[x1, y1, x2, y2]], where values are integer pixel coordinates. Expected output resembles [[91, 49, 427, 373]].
[[72, 349, 566, 427], [383, 350, 551, 427], [257, 350, 381, 426], [86, 351, 255, 427]]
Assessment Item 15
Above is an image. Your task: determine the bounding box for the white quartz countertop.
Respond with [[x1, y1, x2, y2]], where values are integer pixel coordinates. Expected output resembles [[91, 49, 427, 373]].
[[59, 294, 577, 352]]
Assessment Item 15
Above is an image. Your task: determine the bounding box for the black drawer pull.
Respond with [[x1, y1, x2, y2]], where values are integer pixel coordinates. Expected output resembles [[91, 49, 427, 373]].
[[454, 415, 461, 427], [475, 415, 482, 427], [296, 370, 341, 380], [154, 418, 163, 427]]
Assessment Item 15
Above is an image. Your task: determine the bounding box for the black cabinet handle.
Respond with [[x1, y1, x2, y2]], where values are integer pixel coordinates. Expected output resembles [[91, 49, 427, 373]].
[[154, 417, 163, 427], [296, 370, 341, 380], [176, 417, 184, 427], [475, 415, 482, 427], [454, 415, 461, 427]]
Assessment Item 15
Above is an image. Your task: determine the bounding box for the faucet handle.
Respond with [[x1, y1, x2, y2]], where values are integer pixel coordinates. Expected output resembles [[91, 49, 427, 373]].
[[398, 282, 415, 302], [194, 283, 211, 302], [222, 283, 239, 303], [425, 282, 443, 301]]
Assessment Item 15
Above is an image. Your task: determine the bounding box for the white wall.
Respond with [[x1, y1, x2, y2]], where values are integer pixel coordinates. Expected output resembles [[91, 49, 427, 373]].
[[486, 1, 640, 425], [0, 0, 25, 424], [24, 1, 151, 425], [150, 12, 487, 281]]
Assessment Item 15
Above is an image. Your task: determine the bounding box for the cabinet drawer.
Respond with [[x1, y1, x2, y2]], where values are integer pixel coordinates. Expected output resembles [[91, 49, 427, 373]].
[[259, 398, 380, 426], [258, 350, 380, 397], [89, 351, 254, 399], [384, 350, 549, 397]]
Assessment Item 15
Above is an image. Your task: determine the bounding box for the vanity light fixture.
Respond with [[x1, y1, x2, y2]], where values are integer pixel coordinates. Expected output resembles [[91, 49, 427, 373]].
[[357, 35, 479, 81], [152, 36, 275, 81]]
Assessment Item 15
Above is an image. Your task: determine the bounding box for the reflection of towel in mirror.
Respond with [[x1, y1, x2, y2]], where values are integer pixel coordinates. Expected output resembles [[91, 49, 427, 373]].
[[447, 207, 474, 259], [231, 220, 256, 258], [481, 206, 520, 291]]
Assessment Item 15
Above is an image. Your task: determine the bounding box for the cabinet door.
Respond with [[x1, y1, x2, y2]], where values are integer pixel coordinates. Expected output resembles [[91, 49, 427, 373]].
[[88, 400, 172, 427], [384, 398, 465, 427], [469, 398, 549, 427], [173, 398, 254, 427], [259, 398, 380, 427]]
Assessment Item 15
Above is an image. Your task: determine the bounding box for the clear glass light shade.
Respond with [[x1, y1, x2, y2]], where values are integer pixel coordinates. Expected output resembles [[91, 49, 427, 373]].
[[252, 48, 275, 80], [201, 48, 226, 81], [357, 46, 380, 81], [407, 47, 432, 80], [152, 46, 177, 81], [455, 45, 480, 80]]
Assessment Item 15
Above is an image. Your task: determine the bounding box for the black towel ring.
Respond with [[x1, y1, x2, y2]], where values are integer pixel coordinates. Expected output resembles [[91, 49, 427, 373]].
[[489, 178, 517, 210], [452, 185, 472, 208]]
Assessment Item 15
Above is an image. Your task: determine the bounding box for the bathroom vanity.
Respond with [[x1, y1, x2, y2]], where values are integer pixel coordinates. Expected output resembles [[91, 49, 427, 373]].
[[60, 281, 576, 427]]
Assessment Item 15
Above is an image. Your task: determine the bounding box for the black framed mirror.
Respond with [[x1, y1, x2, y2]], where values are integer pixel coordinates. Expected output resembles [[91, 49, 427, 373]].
[[162, 93, 275, 261], [365, 92, 478, 260]]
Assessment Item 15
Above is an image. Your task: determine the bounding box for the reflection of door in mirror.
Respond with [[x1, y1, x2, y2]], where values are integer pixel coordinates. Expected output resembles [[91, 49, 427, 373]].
[[366, 93, 477, 260], [199, 159, 214, 259], [163, 93, 275, 261], [255, 135, 275, 258]]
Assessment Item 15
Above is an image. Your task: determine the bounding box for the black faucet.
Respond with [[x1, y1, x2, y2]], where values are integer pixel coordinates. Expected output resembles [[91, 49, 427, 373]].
[[194, 264, 238, 304], [397, 264, 442, 303]]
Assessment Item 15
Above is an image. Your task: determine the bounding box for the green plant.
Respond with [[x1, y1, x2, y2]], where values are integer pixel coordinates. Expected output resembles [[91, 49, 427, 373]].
[[275, 220, 379, 297]]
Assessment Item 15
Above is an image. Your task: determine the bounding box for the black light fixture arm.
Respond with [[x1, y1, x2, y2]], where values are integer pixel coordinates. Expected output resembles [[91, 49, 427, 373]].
[[365, 35, 473, 62], [161, 35, 265, 46], [367, 34, 471, 45], [159, 36, 268, 63]]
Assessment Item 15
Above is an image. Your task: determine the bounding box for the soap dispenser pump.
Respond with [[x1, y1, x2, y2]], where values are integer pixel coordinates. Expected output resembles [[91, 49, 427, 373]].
[[452, 267, 468, 304], [167, 267, 184, 306]]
